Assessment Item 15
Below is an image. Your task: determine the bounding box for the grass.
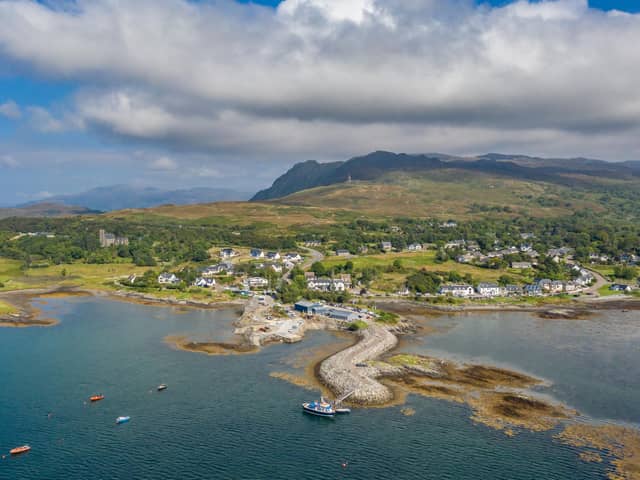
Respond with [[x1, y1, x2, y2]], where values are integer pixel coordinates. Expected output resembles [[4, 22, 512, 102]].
[[0, 300, 17, 315], [347, 320, 369, 331], [375, 310, 399, 324]]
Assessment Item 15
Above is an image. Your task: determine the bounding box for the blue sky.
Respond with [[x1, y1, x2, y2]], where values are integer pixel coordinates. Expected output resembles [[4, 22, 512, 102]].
[[1, 0, 640, 206]]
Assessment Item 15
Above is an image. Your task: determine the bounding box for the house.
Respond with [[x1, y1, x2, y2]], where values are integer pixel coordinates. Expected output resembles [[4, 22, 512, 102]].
[[250, 249, 265, 259], [610, 284, 632, 292], [444, 240, 466, 250], [266, 252, 281, 260], [307, 278, 333, 291], [407, 243, 423, 252], [284, 252, 303, 263], [504, 284, 522, 296], [304, 240, 322, 247], [524, 284, 543, 296], [269, 263, 283, 273], [439, 284, 475, 298], [549, 280, 565, 294], [126, 274, 137, 285], [304, 272, 316, 281], [336, 249, 351, 257], [520, 244, 533, 252], [440, 221, 457, 228], [220, 248, 238, 259], [358, 245, 369, 254], [337, 274, 352, 287], [476, 283, 502, 297], [397, 287, 411, 296], [381, 241, 392, 252], [520, 232, 535, 240], [158, 273, 180, 285], [547, 247, 574, 259], [194, 277, 216, 288], [201, 263, 233, 277], [511, 262, 533, 269], [247, 277, 269, 288]]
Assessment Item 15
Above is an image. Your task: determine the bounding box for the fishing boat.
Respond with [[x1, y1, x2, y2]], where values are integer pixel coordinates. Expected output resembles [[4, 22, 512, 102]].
[[157, 384, 167, 391], [10, 445, 31, 455], [302, 398, 335, 417], [115, 416, 131, 425], [89, 394, 104, 402]]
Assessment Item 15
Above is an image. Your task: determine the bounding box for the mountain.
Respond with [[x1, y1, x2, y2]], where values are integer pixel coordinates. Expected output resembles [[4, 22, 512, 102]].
[[252, 151, 639, 201], [20, 185, 251, 212], [0, 202, 99, 219]]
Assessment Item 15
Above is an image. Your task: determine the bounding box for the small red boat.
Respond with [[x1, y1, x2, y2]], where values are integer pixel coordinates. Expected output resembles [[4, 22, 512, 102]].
[[10, 445, 31, 455], [89, 394, 105, 402]]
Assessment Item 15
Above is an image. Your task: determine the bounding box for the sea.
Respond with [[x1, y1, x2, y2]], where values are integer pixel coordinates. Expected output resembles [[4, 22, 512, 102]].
[[1, 296, 638, 479]]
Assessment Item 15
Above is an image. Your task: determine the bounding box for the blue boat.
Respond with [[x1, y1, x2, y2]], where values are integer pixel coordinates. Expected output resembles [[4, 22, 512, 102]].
[[302, 398, 335, 417], [116, 416, 131, 425]]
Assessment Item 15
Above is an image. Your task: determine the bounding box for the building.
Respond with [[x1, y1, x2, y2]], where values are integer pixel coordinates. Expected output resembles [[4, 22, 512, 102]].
[[219, 248, 239, 259], [440, 221, 457, 228], [439, 284, 475, 297], [266, 252, 281, 260], [194, 277, 216, 288], [504, 284, 522, 296], [444, 240, 466, 250], [294, 300, 322, 314], [304, 240, 322, 247], [247, 277, 269, 289], [99, 229, 128, 248], [284, 253, 303, 263], [323, 308, 358, 322], [201, 263, 233, 277], [336, 249, 351, 257], [610, 284, 632, 292], [381, 241, 392, 252], [477, 283, 503, 297], [511, 262, 533, 269], [407, 243, 423, 252], [524, 284, 543, 296], [250, 249, 265, 258], [158, 273, 180, 285]]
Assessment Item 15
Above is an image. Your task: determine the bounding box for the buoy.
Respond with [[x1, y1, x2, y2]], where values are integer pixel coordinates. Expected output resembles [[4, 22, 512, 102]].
[[341, 461, 348, 469]]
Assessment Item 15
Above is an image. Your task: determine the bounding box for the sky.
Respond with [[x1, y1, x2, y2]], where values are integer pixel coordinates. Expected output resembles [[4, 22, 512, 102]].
[[1, 0, 640, 205]]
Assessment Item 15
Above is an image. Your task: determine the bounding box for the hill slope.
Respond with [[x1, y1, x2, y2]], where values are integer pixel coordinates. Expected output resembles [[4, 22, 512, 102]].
[[252, 151, 639, 202], [0, 202, 99, 219]]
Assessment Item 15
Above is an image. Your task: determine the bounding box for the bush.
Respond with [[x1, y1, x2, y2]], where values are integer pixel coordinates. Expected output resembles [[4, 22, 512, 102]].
[[347, 320, 368, 331]]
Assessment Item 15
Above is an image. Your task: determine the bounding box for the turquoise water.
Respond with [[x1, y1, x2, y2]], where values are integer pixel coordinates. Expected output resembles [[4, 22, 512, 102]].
[[403, 310, 640, 425], [0, 298, 614, 479]]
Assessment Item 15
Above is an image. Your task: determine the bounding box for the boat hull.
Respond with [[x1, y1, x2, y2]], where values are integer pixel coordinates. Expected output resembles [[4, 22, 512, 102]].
[[10, 446, 31, 455], [302, 404, 335, 417], [116, 416, 131, 425]]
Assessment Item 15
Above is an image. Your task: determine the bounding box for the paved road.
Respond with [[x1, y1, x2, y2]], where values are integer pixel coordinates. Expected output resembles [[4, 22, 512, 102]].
[[583, 266, 609, 296], [301, 247, 325, 269]]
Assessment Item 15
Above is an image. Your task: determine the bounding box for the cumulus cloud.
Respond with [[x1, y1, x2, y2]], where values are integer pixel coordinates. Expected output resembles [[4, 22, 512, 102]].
[[27, 106, 66, 132], [0, 100, 21, 119], [0, 0, 639, 161]]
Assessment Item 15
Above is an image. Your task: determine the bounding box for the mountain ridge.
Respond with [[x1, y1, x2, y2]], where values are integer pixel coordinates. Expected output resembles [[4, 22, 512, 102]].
[[252, 151, 640, 201]]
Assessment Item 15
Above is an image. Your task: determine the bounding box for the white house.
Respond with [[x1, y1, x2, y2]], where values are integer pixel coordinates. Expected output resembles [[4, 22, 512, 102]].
[[247, 277, 269, 288], [158, 273, 180, 285], [439, 284, 475, 298], [266, 252, 281, 260], [407, 243, 423, 252], [511, 262, 533, 269], [269, 263, 283, 273], [201, 263, 233, 277], [381, 241, 392, 252], [250, 249, 265, 258], [194, 277, 216, 288], [476, 283, 503, 297], [284, 252, 303, 263], [220, 248, 239, 259], [336, 249, 351, 257]]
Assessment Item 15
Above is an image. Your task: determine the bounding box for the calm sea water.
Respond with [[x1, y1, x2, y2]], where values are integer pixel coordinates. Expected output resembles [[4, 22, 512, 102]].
[[403, 310, 640, 425], [0, 297, 620, 479]]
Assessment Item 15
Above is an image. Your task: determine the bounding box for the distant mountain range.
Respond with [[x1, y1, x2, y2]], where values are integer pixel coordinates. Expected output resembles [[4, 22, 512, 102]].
[[252, 151, 640, 201], [0, 203, 100, 219], [19, 185, 251, 212]]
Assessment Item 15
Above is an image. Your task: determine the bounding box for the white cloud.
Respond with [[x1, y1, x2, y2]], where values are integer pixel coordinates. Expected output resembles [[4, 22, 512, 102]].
[[0, 100, 21, 119], [148, 156, 178, 171], [0, 155, 19, 168], [27, 106, 66, 132], [0, 0, 638, 162]]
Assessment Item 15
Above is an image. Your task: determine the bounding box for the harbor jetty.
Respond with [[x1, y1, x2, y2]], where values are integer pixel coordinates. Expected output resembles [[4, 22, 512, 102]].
[[318, 322, 399, 405]]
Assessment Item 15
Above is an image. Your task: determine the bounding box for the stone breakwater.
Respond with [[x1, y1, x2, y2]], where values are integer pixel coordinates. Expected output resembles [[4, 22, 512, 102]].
[[318, 323, 399, 405]]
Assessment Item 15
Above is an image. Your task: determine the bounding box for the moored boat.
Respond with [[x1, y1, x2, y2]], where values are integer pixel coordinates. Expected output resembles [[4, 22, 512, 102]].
[[335, 407, 351, 414], [10, 445, 31, 455], [90, 394, 104, 402], [157, 384, 167, 391], [115, 416, 131, 425], [302, 398, 335, 417]]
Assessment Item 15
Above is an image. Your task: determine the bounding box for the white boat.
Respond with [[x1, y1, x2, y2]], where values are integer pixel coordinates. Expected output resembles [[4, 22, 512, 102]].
[[302, 398, 335, 417], [116, 416, 131, 425]]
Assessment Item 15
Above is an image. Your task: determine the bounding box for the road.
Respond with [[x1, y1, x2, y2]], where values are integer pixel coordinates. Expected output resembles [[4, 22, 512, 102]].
[[301, 247, 325, 269]]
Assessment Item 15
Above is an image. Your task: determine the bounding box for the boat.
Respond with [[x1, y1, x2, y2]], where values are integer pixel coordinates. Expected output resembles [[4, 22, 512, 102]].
[[333, 390, 354, 414], [335, 407, 351, 414], [10, 445, 31, 455], [89, 394, 104, 402], [302, 398, 335, 417], [157, 384, 167, 391], [115, 416, 131, 425]]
